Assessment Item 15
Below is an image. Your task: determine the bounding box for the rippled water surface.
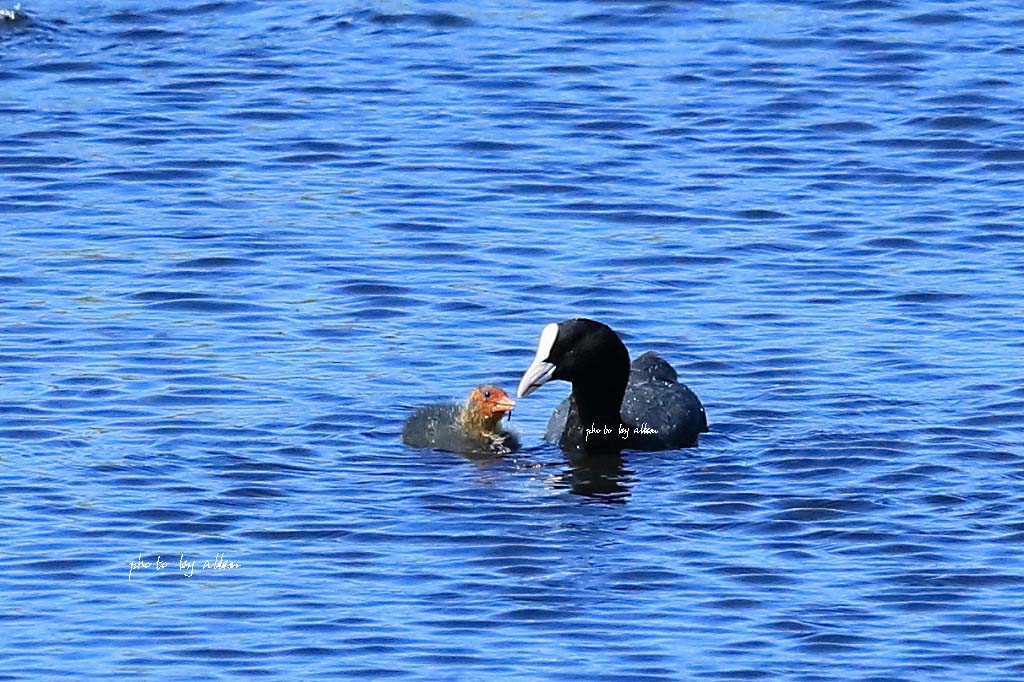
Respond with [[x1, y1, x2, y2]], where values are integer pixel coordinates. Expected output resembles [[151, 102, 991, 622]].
[[3, 0, 1024, 679]]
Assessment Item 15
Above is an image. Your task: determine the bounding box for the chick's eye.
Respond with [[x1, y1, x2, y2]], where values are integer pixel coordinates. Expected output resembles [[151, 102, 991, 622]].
[[483, 390, 491, 399]]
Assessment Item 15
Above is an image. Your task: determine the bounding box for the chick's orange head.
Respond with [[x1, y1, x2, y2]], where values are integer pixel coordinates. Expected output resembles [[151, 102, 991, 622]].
[[468, 385, 515, 417]]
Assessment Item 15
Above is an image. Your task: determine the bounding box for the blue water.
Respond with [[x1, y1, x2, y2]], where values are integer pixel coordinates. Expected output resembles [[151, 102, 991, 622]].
[[3, 0, 1024, 679]]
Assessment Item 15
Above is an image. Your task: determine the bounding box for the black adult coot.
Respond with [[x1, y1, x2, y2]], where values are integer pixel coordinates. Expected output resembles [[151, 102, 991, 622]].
[[402, 384, 520, 456], [517, 319, 707, 453]]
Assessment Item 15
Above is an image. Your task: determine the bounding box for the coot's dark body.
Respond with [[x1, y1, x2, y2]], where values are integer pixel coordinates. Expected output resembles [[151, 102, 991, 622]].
[[544, 352, 707, 451], [519, 319, 707, 454]]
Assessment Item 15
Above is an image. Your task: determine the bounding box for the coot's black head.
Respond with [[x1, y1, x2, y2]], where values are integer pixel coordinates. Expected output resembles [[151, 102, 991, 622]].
[[517, 319, 631, 418]]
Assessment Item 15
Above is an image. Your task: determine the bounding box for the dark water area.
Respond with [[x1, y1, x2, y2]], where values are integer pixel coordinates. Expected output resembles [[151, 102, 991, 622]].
[[3, 0, 1024, 679]]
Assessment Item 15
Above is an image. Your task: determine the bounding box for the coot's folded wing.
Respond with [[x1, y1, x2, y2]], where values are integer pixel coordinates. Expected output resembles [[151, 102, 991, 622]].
[[621, 374, 707, 450]]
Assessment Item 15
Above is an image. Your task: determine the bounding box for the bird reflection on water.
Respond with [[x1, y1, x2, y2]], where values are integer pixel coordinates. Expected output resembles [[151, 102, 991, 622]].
[[453, 445, 635, 503], [530, 451, 634, 503]]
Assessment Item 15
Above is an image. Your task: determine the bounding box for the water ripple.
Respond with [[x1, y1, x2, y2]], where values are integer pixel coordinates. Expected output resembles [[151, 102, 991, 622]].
[[2, 0, 1024, 680]]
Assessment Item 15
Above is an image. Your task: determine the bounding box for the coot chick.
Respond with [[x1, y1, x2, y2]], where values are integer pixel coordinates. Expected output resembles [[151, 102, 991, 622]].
[[517, 319, 707, 453], [402, 385, 520, 456]]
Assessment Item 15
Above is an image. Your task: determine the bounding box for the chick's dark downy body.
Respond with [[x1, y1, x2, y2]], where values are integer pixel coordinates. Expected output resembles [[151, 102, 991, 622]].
[[402, 385, 519, 456]]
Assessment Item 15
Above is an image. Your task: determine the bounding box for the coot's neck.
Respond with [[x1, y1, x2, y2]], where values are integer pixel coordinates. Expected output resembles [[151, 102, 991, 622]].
[[570, 365, 629, 427], [563, 374, 627, 455]]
